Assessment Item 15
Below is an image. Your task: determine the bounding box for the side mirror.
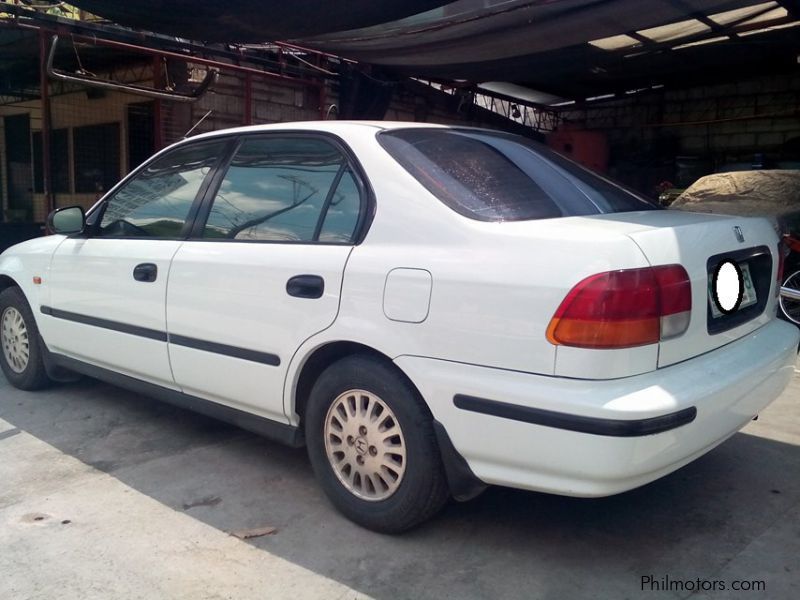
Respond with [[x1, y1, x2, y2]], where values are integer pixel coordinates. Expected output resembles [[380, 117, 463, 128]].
[[47, 206, 86, 235]]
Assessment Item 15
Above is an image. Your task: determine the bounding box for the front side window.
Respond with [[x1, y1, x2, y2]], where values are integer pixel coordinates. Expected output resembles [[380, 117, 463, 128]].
[[98, 141, 226, 238], [202, 137, 362, 243]]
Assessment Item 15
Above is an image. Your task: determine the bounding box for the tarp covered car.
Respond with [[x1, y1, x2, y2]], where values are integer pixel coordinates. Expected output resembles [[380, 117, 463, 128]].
[[672, 170, 800, 325]]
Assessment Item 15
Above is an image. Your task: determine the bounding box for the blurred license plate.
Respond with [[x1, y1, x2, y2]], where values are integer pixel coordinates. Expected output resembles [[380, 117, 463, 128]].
[[709, 262, 757, 318]]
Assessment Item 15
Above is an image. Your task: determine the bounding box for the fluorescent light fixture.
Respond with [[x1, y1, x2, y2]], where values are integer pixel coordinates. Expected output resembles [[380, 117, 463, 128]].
[[478, 82, 566, 105], [673, 35, 730, 50], [585, 93, 616, 102], [739, 20, 800, 36], [623, 50, 652, 59]]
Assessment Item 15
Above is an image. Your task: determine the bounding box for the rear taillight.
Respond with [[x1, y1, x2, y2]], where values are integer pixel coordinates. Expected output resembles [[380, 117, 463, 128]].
[[546, 265, 691, 349]]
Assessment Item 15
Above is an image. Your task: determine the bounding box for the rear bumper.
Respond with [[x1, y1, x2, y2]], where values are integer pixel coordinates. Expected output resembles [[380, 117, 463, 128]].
[[396, 319, 799, 497]]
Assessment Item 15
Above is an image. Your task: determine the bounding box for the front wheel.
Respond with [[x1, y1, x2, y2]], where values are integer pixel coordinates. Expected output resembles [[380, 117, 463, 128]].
[[305, 355, 449, 533], [0, 287, 51, 390]]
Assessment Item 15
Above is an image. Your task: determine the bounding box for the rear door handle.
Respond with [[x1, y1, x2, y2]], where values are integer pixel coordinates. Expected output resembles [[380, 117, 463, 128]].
[[133, 263, 158, 283], [286, 274, 324, 299]]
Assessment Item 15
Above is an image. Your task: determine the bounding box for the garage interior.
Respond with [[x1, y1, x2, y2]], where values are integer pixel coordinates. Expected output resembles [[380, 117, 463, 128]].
[[0, 0, 798, 239]]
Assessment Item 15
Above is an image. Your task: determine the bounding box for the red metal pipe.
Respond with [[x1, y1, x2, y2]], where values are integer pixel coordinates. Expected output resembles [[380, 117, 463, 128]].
[[318, 81, 327, 120], [38, 30, 54, 215], [152, 56, 164, 150], [243, 73, 253, 125]]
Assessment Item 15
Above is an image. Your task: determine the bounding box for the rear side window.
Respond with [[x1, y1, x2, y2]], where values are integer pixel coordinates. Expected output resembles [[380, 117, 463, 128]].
[[378, 129, 562, 221], [378, 129, 656, 221], [202, 137, 362, 243]]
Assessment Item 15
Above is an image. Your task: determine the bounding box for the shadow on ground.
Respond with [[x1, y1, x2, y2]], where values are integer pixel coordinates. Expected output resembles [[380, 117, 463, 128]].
[[2, 377, 799, 599]]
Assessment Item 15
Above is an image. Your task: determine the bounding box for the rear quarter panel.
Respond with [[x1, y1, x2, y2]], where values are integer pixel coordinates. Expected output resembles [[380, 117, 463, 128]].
[[283, 130, 658, 419]]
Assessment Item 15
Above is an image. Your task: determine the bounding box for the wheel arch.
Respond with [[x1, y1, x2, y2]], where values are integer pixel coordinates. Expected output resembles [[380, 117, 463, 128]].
[[0, 274, 42, 328], [289, 339, 487, 502], [0, 274, 20, 293], [291, 340, 425, 425]]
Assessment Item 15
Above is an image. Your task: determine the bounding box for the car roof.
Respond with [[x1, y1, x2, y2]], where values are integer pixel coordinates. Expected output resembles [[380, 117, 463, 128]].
[[187, 120, 452, 143]]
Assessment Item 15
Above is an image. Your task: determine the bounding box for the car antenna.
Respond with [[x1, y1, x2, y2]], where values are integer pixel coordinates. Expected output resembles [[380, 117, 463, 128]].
[[182, 110, 214, 140]]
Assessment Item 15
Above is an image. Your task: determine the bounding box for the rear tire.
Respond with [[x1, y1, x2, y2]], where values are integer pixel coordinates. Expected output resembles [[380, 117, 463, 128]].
[[0, 287, 51, 390], [305, 355, 449, 533]]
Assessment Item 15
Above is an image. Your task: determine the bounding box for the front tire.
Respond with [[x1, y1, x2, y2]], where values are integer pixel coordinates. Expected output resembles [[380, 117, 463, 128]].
[[305, 355, 449, 533], [0, 287, 51, 390]]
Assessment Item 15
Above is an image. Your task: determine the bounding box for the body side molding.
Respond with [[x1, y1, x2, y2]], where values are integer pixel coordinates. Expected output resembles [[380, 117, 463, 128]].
[[40, 306, 280, 366], [454, 394, 697, 437]]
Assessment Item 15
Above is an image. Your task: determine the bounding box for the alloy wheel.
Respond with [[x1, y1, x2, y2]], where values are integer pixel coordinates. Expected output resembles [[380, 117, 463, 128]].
[[1, 306, 30, 374], [323, 389, 407, 501]]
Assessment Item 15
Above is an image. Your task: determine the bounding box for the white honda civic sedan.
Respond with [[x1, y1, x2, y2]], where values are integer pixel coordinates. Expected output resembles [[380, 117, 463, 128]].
[[1, 122, 797, 532]]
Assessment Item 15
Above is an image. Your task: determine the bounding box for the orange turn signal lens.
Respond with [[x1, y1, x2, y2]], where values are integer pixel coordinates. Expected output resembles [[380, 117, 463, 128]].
[[546, 317, 660, 349]]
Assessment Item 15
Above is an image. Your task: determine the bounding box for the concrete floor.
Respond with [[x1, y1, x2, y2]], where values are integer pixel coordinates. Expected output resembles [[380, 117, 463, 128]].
[[1, 365, 799, 600]]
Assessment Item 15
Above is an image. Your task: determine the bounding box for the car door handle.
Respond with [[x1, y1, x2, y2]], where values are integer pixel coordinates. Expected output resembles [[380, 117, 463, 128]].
[[286, 274, 324, 299], [133, 263, 158, 283]]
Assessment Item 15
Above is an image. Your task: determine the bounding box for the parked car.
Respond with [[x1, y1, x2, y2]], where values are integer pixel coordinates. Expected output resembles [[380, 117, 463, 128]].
[[1, 122, 797, 532], [670, 170, 800, 325]]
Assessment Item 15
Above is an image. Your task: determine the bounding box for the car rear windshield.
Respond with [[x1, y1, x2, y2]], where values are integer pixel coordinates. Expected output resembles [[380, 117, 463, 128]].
[[377, 128, 657, 222]]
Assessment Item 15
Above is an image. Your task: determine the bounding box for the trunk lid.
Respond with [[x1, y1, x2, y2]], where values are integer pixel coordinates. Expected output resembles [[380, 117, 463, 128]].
[[593, 210, 780, 368]]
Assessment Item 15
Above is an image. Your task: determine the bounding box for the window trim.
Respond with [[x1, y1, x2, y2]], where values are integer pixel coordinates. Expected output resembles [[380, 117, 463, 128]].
[[312, 161, 348, 242], [187, 131, 374, 246]]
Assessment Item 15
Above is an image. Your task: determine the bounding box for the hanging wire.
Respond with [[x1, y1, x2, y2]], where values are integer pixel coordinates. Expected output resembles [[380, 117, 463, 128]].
[[289, 53, 337, 77], [70, 35, 96, 78]]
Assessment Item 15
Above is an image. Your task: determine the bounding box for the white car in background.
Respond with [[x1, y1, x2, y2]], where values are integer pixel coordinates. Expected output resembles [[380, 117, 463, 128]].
[[1, 122, 797, 532]]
